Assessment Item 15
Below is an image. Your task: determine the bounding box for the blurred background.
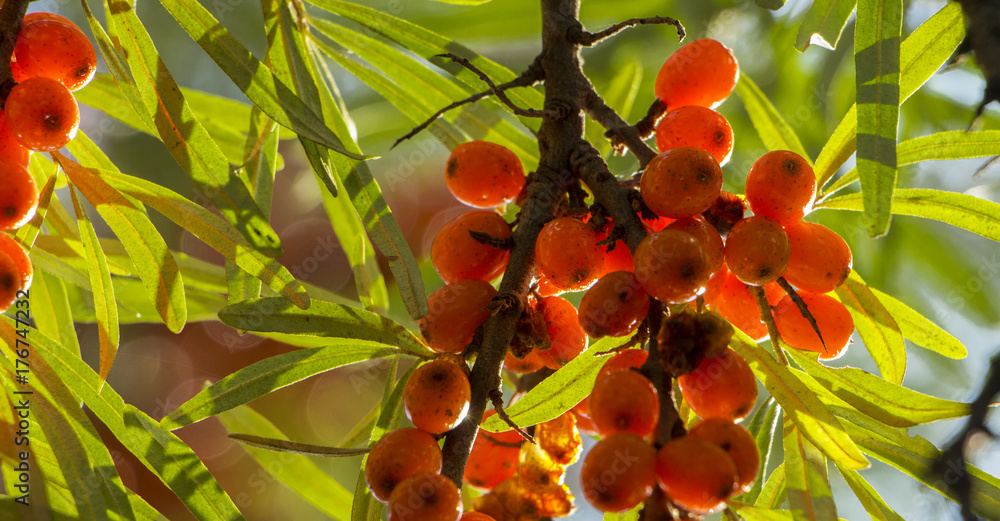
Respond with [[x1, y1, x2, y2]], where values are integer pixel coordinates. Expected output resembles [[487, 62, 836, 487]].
[[20, 0, 1000, 518]]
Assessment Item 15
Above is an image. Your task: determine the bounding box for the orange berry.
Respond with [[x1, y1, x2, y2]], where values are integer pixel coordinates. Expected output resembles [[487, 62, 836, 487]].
[[595, 221, 635, 275], [782, 221, 853, 293], [774, 292, 854, 359], [5, 76, 79, 151], [503, 348, 544, 374], [0, 111, 30, 167], [678, 348, 757, 421], [712, 269, 782, 341], [580, 433, 657, 513], [656, 436, 737, 514], [640, 147, 723, 219], [572, 400, 599, 435], [419, 280, 496, 353], [666, 216, 724, 272], [365, 428, 443, 503], [431, 210, 511, 283], [23, 12, 79, 29], [640, 212, 675, 232], [535, 217, 603, 291], [536, 412, 582, 466], [445, 140, 524, 208], [536, 296, 587, 369], [655, 105, 734, 165], [633, 229, 713, 304], [0, 251, 24, 312], [589, 369, 659, 438], [388, 471, 463, 521], [465, 410, 521, 490], [687, 418, 760, 491], [655, 39, 739, 109], [0, 163, 39, 231], [598, 349, 648, 379], [0, 234, 31, 291], [724, 216, 790, 286], [578, 271, 649, 338], [460, 513, 496, 521], [535, 274, 564, 297], [403, 359, 471, 434], [13, 20, 97, 91], [745, 150, 816, 225]]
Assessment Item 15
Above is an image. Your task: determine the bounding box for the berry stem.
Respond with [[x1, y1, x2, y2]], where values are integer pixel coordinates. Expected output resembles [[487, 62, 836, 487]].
[[0, 0, 29, 107], [750, 285, 790, 366]]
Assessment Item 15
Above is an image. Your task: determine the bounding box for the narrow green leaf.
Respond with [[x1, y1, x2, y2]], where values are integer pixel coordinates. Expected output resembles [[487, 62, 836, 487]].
[[729, 334, 868, 469], [814, 2, 964, 186], [229, 434, 369, 457], [14, 170, 57, 250], [754, 464, 787, 509], [737, 399, 781, 504], [796, 0, 857, 51], [100, 169, 309, 309], [756, 0, 787, 10], [838, 468, 906, 521], [481, 336, 633, 433], [784, 417, 838, 521], [730, 502, 794, 521], [161, 341, 404, 430], [833, 271, 906, 383], [217, 406, 352, 520], [217, 297, 429, 355], [787, 349, 968, 427], [818, 188, 1000, 242], [735, 74, 811, 163], [868, 287, 966, 358], [68, 186, 119, 386], [106, 0, 283, 257], [854, 0, 902, 236], [432, 0, 492, 5], [28, 271, 81, 356], [603, 505, 641, 521]]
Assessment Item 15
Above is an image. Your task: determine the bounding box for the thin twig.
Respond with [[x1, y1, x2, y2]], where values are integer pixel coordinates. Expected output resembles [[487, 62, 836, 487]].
[[635, 98, 669, 139], [571, 16, 685, 46], [750, 285, 789, 365], [582, 88, 659, 167], [438, 53, 548, 118], [489, 388, 535, 443]]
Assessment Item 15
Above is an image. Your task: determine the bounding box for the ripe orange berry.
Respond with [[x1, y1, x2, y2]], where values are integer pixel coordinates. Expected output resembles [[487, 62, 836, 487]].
[[640, 147, 723, 219], [0, 234, 32, 291], [0, 163, 39, 231], [572, 400, 599, 435], [388, 471, 463, 521], [13, 20, 97, 91], [460, 513, 496, 521], [656, 436, 737, 514], [724, 216, 790, 285], [655, 38, 739, 109], [589, 369, 659, 438], [774, 292, 854, 359], [0, 251, 24, 312], [535, 217, 604, 292], [23, 12, 79, 29], [503, 348, 544, 374], [595, 221, 634, 275], [598, 349, 648, 379], [0, 111, 30, 167], [431, 210, 511, 283], [666, 216, 724, 272], [5, 76, 79, 151], [403, 359, 471, 434], [536, 412, 582, 466], [655, 105, 734, 165], [536, 296, 587, 369], [687, 418, 760, 491], [640, 212, 675, 232], [678, 348, 757, 421], [782, 221, 853, 293], [711, 267, 782, 341], [745, 150, 816, 225], [633, 229, 713, 304], [419, 279, 496, 353], [445, 140, 524, 208], [365, 428, 443, 503], [581, 432, 657, 513], [578, 271, 649, 338], [465, 410, 521, 490]]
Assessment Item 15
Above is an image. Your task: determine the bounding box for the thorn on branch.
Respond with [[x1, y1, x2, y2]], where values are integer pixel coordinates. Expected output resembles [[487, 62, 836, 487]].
[[776, 277, 827, 352], [438, 53, 549, 118], [489, 388, 535, 443], [750, 285, 788, 365], [635, 99, 669, 139], [571, 16, 685, 46]]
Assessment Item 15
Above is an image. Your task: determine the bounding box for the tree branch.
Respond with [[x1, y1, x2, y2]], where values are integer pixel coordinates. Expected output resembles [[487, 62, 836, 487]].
[[582, 87, 659, 167], [570, 16, 685, 46], [0, 0, 29, 107], [438, 52, 550, 118]]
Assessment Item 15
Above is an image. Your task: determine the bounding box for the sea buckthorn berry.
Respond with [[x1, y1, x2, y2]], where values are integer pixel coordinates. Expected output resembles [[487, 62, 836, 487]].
[[0, 252, 24, 311], [666, 216, 724, 272], [5, 77, 79, 151], [589, 369, 659, 438], [655, 38, 739, 109], [783, 221, 853, 293], [724, 216, 790, 285], [364, 428, 443, 503], [465, 410, 521, 490], [572, 399, 599, 435], [0, 234, 32, 291], [595, 221, 634, 275], [0, 163, 39, 231], [388, 471, 463, 521], [23, 12, 80, 29], [655, 106, 734, 165], [535, 274, 564, 297], [536, 296, 587, 369], [774, 292, 854, 359], [712, 269, 782, 341], [445, 140, 524, 208], [640, 147, 723, 219], [745, 150, 816, 225], [536, 412, 582, 466], [419, 279, 496, 353], [461, 513, 496, 521], [687, 418, 760, 491], [633, 229, 713, 304], [578, 271, 649, 338], [403, 359, 471, 434], [431, 210, 511, 283], [0, 112, 30, 167], [655, 436, 738, 514], [504, 348, 544, 374], [580, 432, 657, 513], [640, 212, 674, 232], [598, 349, 648, 379], [535, 217, 603, 291], [13, 20, 97, 91], [678, 348, 757, 421]]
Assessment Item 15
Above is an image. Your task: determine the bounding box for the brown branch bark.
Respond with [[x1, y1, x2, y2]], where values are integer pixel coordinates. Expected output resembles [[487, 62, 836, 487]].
[[570, 16, 685, 46], [582, 88, 659, 167], [0, 0, 29, 108]]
